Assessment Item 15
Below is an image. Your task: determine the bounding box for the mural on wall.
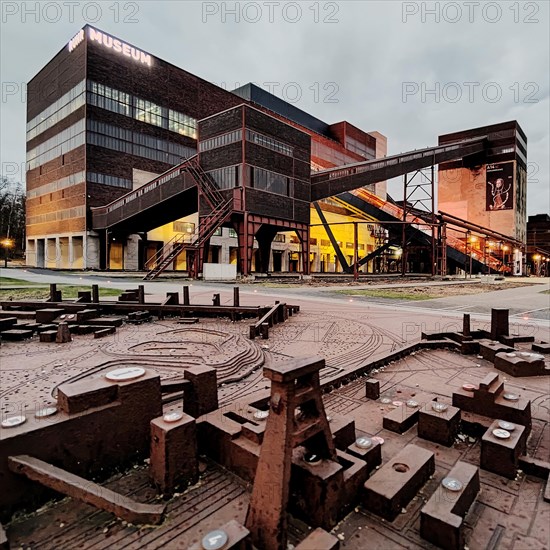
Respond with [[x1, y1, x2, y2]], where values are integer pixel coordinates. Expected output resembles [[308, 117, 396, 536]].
[[486, 163, 514, 211]]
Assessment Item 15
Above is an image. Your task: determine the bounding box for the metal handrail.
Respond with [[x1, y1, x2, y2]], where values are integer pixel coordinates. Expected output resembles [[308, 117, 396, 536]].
[[350, 188, 503, 270], [143, 198, 233, 272], [144, 232, 193, 270], [311, 136, 487, 182], [92, 154, 199, 215]]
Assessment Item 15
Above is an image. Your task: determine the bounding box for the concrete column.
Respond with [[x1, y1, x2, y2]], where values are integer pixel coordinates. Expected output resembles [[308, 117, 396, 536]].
[[45, 238, 58, 269], [124, 235, 140, 271], [26, 239, 37, 267], [36, 239, 45, 267], [71, 235, 84, 269], [59, 237, 70, 269], [69, 236, 74, 268], [85, 233, 101, 269]]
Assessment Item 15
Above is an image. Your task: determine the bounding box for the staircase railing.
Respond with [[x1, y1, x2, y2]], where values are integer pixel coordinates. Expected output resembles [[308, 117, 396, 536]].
[[351, 188, 504, 271], [185, 162, 225, 209], [144, 233, 193, 272], [142, 157, 234, 279]]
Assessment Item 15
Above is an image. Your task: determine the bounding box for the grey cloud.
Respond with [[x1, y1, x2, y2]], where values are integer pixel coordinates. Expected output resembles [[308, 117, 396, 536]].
[[1, 0, 548, 214]]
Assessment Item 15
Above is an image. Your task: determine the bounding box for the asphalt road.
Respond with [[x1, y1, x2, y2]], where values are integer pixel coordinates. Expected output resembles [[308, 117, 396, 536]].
[[1, 267, 549, 326]]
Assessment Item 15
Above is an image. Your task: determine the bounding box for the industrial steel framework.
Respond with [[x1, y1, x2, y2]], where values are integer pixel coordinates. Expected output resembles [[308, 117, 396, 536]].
[[90, 129, 523, 278]]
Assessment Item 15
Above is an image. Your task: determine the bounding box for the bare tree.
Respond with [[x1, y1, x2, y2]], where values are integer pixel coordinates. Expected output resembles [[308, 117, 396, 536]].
[[0, 177, 26, 255]]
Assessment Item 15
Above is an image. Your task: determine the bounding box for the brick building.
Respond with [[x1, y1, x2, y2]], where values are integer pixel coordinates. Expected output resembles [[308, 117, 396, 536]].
[[25, 25, 387, 272]]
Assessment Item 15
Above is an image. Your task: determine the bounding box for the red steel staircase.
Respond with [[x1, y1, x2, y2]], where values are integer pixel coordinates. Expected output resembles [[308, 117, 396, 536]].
[[143, 158, 232, 280]]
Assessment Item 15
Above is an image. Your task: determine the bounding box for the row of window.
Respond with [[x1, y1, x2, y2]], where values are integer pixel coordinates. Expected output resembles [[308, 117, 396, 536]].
[[207, 165, 241, 190], [87, 91, 131, 117], [246, 129, 293, 156], [27, 80, 86, 140], [88, 172, 133, 190], [88, 81, 197, 138], [27, 170, 85, 199], [250, 166, 292, 196], [87, 119, 195, 165], [88, 119, 193, 156], [205, 164, 294, 197], [26, 120, 86, 170], [211, 227, 238, 238], [27, 206, 85, 225], [199, 130, 242, 153]]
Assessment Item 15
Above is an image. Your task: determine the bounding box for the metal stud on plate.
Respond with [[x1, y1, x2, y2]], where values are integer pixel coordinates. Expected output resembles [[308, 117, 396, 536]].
[[406, 400, 419, 408], [379, 397, 392, 404], [303, 452, 322, 465], [253, 410, 269, 421], [492, 428, 511, 439], [503, 393, 519, 402], [442, 477, 463, 491], [431, 402, 448, 412], [35, 407, 58, 418], [1, 415, 27, 428], [498, 420, 515, 431], [201, 529, 228, 550], [355, 437, 373, 449], [163, 412, 183, 423], [105, 367, 146, 381]]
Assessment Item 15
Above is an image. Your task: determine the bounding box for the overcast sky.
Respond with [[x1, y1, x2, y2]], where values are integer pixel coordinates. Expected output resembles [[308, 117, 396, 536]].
[[1, 0, 548, 214]]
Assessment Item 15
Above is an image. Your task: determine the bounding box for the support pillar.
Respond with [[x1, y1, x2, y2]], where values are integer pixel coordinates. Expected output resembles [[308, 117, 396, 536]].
[[256, 227, 277, 273], [296, 226, 311, 276], [196, 238, 210, 277], [183, 285, 190, 305], [235, 215, 254, 277]]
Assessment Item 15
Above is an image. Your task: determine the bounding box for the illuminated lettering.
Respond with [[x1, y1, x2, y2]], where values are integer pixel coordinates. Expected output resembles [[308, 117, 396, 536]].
[[68, 29, 84, 52], [69, 27, 152, 67]]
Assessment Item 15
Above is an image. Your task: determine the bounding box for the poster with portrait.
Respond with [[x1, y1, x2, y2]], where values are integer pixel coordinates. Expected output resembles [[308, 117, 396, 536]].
[[486, 163, 514, 211]]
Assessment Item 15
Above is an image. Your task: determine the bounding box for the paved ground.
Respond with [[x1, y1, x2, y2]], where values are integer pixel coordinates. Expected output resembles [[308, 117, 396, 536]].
[[2, 267, 550, 549], [2, 267, 549, 323]]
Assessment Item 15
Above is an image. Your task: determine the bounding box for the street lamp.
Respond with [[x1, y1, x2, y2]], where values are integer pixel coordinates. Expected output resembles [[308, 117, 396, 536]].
[[2, 238, 14, 268]]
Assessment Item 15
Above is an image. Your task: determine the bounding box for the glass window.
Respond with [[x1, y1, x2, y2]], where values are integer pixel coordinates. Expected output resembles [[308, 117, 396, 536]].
[[245, 129, 293, 156], [169, 110, 197, 138], [250, 166, 291, 196], [135, 98, 164, 127], [173, 221, 196, 234], [27, 80, 86, 141], [26, 119, 86, 170], [199, 130, 242, 152], [88, 172, 132, 189], [206, 165, 240, 190], [85, 80, 197, 138], [87, 119, 196, 165]]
